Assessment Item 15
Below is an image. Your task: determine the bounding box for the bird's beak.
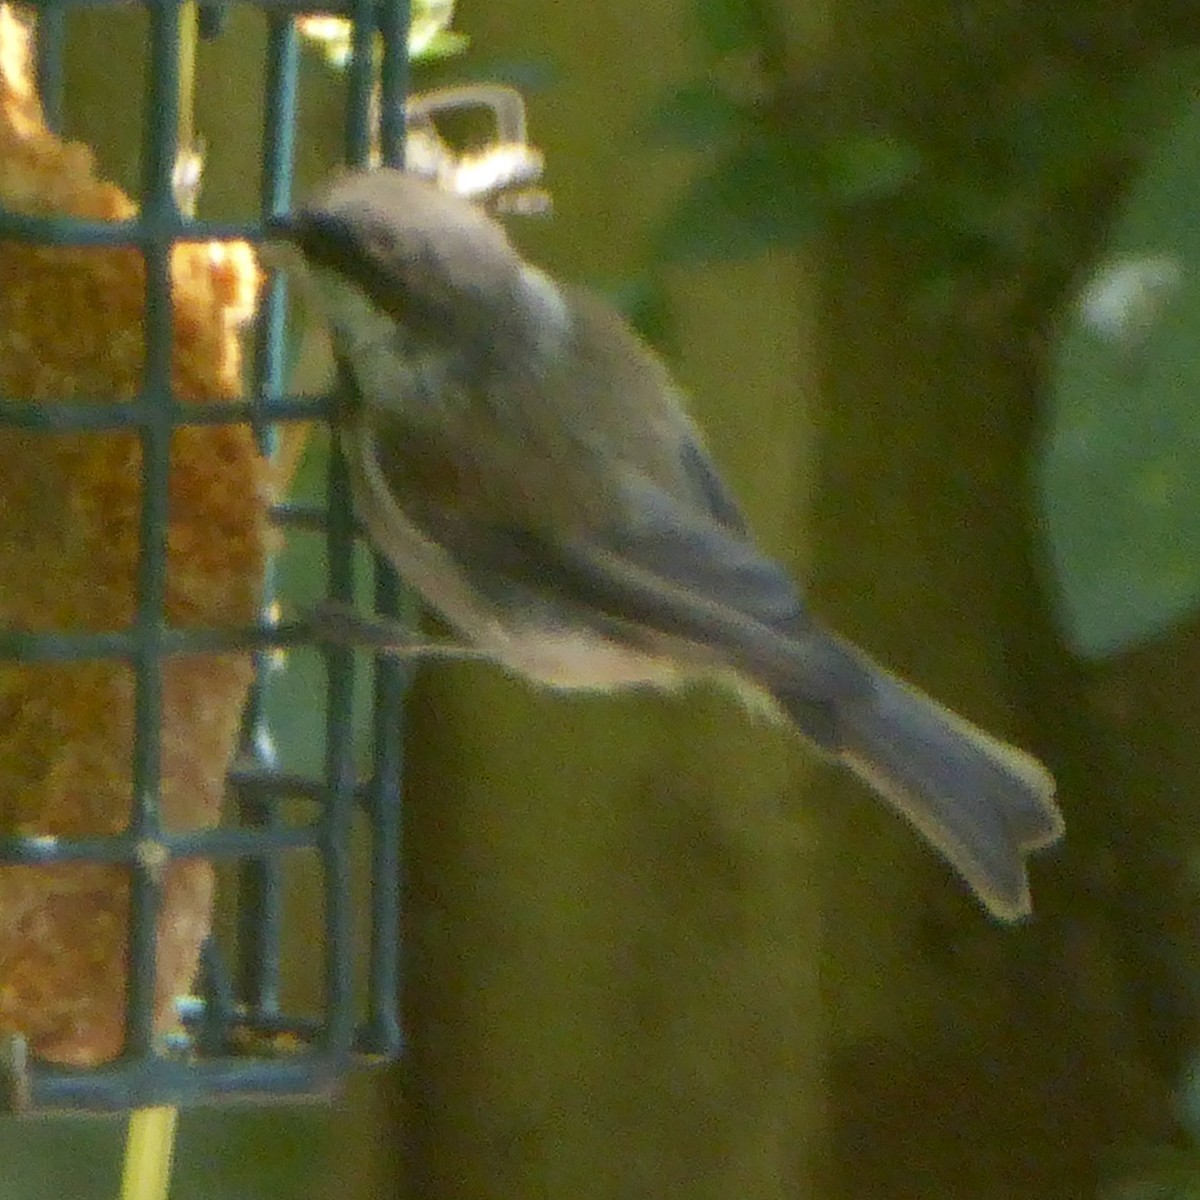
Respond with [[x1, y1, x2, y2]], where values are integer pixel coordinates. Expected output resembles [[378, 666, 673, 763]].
[[257, 215, 302, 275], [262, 212, 296, 239]]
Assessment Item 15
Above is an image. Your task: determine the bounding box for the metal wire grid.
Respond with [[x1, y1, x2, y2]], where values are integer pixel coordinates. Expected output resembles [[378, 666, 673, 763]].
[[0, 0, 411, 1112]]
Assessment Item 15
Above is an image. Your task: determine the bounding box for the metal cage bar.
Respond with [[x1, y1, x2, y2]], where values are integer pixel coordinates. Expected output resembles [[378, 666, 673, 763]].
[[233, 3, 302, 1040], [0, 0, 413, 1113]]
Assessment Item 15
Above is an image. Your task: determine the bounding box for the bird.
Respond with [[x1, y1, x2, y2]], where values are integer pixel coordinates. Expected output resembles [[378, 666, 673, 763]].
[[274, 167, 1063, 921]]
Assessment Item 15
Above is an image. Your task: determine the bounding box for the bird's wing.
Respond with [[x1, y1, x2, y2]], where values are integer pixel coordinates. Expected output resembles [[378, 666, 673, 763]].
[[676, 435, 750, 536], [419, 469, 863, 710]]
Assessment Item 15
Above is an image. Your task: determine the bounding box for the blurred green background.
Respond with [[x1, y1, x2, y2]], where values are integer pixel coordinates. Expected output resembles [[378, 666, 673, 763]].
[[9, 1, 1200, 1198]]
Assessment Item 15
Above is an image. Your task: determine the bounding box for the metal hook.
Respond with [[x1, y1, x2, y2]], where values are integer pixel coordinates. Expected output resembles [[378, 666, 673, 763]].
[[401, 84, 550, 214]]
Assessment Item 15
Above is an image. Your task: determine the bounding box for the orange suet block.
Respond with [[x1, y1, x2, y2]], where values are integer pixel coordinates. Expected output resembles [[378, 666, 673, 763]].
[[0, 5, 277, 1064]]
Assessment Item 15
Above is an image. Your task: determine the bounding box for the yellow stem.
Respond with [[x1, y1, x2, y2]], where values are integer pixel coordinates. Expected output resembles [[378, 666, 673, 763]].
[[119, 1106, 180, 1200], [177, 2, 197, 157]]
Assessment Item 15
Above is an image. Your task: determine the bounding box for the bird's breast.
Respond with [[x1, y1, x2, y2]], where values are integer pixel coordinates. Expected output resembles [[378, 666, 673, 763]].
[[342, 415, 684, 692]]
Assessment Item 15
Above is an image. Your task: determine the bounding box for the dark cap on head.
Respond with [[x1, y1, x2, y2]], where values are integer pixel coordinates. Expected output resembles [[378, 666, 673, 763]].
[[281, 170, 528, 325], [279, 168, 555, 360], [291, 170, 515, 273]]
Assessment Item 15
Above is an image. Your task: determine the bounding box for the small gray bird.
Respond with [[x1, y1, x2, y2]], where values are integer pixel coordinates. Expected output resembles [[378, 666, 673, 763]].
[[279, 168, 1062, 920]]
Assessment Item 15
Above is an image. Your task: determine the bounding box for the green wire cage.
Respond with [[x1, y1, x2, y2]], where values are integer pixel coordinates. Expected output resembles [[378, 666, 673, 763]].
[[0, 0, 411, 1112]]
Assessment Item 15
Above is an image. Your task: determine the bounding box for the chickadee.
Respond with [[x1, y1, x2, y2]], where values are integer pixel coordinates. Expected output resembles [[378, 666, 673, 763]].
[[277, 168, 1062, 920]]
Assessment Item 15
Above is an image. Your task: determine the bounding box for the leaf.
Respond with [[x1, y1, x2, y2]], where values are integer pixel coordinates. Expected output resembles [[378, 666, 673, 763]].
[[413, 30, 471, 61], [1038, 95, 1200, 659], [409, 0, 459, 53], [819, 132, 922, 204], [639, 81, 745, 150], [1114, 46, 1200, 154], [656, 137, 821, 262], [692, 0, 764, 58], [999, 70, 1125, 186], [997, 51, 1200, 192]]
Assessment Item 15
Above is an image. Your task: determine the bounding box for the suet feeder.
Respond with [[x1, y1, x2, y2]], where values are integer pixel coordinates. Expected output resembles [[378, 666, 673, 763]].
[[0, 0, 412, 1115]]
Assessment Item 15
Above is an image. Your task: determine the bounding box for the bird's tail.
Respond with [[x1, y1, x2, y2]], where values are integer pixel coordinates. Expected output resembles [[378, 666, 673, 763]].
[[772, 642, 1061, 921]]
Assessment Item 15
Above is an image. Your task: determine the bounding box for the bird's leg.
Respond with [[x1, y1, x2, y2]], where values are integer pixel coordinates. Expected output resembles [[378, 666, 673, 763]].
[[307, 600, 490, 663]]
